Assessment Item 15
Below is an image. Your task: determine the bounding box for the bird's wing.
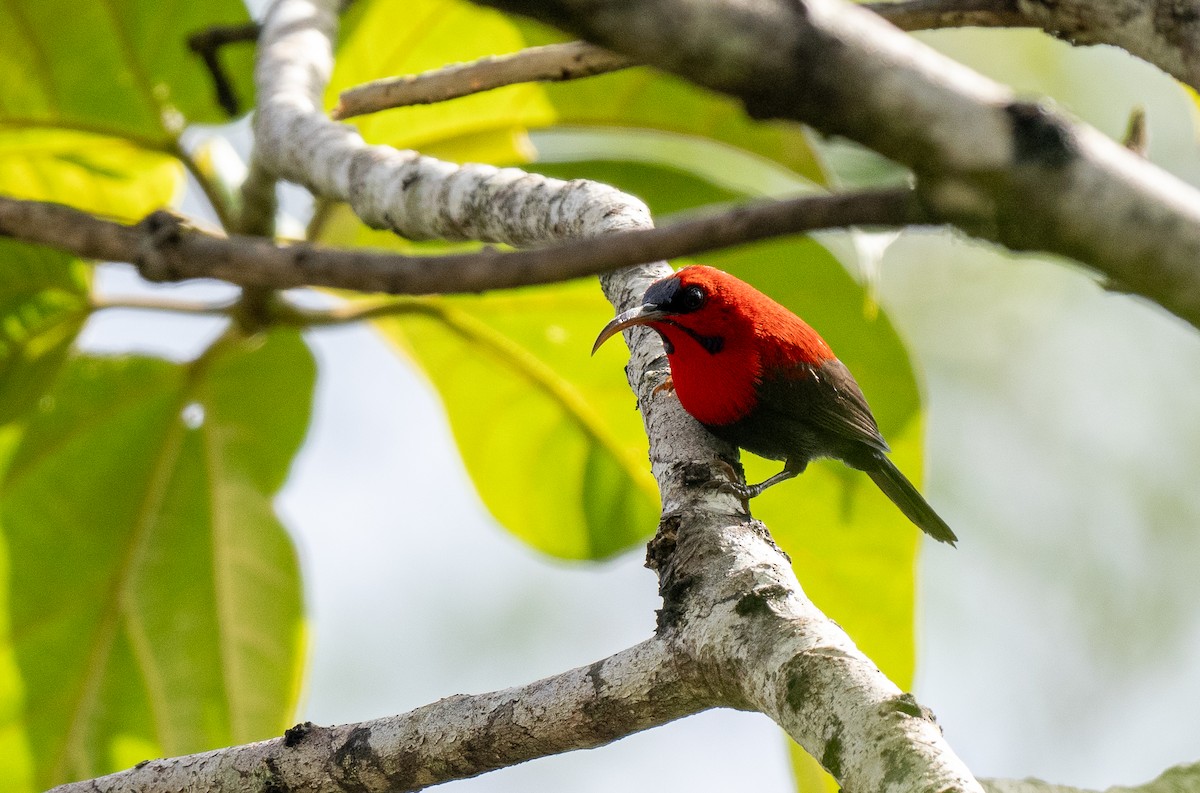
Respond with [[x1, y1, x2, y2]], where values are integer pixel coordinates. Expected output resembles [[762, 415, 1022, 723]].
[[757, 359, 890, 454]]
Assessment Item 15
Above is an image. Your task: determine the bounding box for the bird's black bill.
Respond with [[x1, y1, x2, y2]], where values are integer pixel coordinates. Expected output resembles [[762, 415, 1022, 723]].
[[591, 304, 670, 355]]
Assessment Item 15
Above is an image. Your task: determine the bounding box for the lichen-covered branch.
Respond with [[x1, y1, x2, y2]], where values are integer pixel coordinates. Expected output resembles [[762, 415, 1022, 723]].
[[50, 641, 701, 793], [472, 0, 1200, 332], [333, 41, 631, 119]]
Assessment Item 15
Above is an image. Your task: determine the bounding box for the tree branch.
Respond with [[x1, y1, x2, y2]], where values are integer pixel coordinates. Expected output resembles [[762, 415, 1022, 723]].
[[51, 640, 704, 793], [0, 189, 924, 294], [865, 0, 1200, 92], [332, 41, 631, 119], [866, 0, 1026, 30], [470, 0, 1200, 333]]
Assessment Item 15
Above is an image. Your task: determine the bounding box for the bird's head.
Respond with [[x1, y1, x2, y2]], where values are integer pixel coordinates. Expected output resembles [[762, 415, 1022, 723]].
[[592, 265, 827, 360], [591, 265, 754, 356]]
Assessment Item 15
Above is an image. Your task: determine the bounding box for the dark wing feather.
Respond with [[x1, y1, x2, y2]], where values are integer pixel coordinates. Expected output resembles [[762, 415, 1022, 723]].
[[756, 359, 889, 455]]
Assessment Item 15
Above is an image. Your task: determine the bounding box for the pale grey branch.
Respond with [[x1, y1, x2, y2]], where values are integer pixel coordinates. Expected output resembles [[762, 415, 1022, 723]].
[[50, 641, 701, 793]]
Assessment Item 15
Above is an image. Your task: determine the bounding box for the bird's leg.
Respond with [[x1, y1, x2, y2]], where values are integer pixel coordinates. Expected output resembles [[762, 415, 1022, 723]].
[[709, 458, 806, 500]]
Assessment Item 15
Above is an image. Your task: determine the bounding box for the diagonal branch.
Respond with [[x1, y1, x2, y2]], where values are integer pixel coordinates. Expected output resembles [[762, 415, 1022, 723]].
[[333, 41, 631, 119], [0, 189, 923, 294]]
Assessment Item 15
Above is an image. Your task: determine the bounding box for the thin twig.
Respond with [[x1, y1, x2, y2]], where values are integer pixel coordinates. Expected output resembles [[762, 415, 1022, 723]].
[[0, 189, 926, 295], [332, 41, 632, 119], [90, 295, 236, 316], [187, 22, 261, 117]]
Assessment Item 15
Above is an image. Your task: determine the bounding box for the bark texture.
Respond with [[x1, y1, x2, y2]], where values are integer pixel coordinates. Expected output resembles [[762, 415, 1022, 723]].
[[870, 0, 1200, 93]]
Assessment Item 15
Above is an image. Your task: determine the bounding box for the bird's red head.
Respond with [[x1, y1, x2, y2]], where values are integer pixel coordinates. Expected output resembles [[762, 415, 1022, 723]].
[[592, 265, 835, 426]]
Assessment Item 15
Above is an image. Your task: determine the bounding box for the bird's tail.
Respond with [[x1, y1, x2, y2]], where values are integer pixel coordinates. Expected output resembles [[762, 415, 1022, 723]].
[[865, 456, 958, 546]]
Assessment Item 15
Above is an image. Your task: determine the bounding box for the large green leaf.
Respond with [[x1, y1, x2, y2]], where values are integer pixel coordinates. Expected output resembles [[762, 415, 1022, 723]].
[[0, 128, 182, 222], [330, 0, 824, 181], [0, 424, 32, 793], [0, 330, 313, 788], [374, 283, 660, 559], [0, 240, 90, 426], [0, 0, 256, 144]]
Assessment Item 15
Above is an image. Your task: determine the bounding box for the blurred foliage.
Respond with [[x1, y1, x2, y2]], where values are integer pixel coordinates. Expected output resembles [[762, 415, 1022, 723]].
[[0, 0, 255, 140], [0, 241, 90, 425]]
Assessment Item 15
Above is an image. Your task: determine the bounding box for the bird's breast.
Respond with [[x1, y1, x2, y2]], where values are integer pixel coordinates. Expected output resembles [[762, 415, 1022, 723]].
[[667, 349, 762, 427]]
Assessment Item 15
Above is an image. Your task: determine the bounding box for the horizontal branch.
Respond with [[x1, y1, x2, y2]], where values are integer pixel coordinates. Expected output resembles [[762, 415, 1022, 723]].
[[333, 41, 631, 119], [0, 188, 923, 294], [52, 640, 704, 793]]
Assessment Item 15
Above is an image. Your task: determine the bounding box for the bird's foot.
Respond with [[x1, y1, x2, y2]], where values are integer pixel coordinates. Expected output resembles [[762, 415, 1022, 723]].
[[652, 374, 675, 396]]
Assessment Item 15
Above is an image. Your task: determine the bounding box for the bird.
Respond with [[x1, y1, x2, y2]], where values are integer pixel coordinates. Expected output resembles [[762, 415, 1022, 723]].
[[592, 264, 957, 545]]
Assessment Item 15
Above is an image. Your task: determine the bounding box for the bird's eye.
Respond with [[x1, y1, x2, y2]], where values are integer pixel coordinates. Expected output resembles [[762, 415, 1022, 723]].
[[679, 285, 706, 312]]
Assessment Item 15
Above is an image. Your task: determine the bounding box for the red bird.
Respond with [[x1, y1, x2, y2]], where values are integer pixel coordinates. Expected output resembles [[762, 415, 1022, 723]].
[[593, 265, 956, 545]]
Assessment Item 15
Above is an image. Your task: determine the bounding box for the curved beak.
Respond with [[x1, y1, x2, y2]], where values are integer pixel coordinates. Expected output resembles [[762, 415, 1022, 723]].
[[591, 304, 669, 355]]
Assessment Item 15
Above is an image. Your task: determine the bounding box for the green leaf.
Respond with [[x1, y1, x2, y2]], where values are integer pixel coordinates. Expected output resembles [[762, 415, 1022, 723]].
[[0, 240, 90, 426], [0, 330, 313, 788], [0, 0, 257, 144], [0, 128, 183, 222], [0, 424, 34, 793], [516, 23, 826, 184], [373, 285, 660, 559], [330, 0, 824, 181]]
